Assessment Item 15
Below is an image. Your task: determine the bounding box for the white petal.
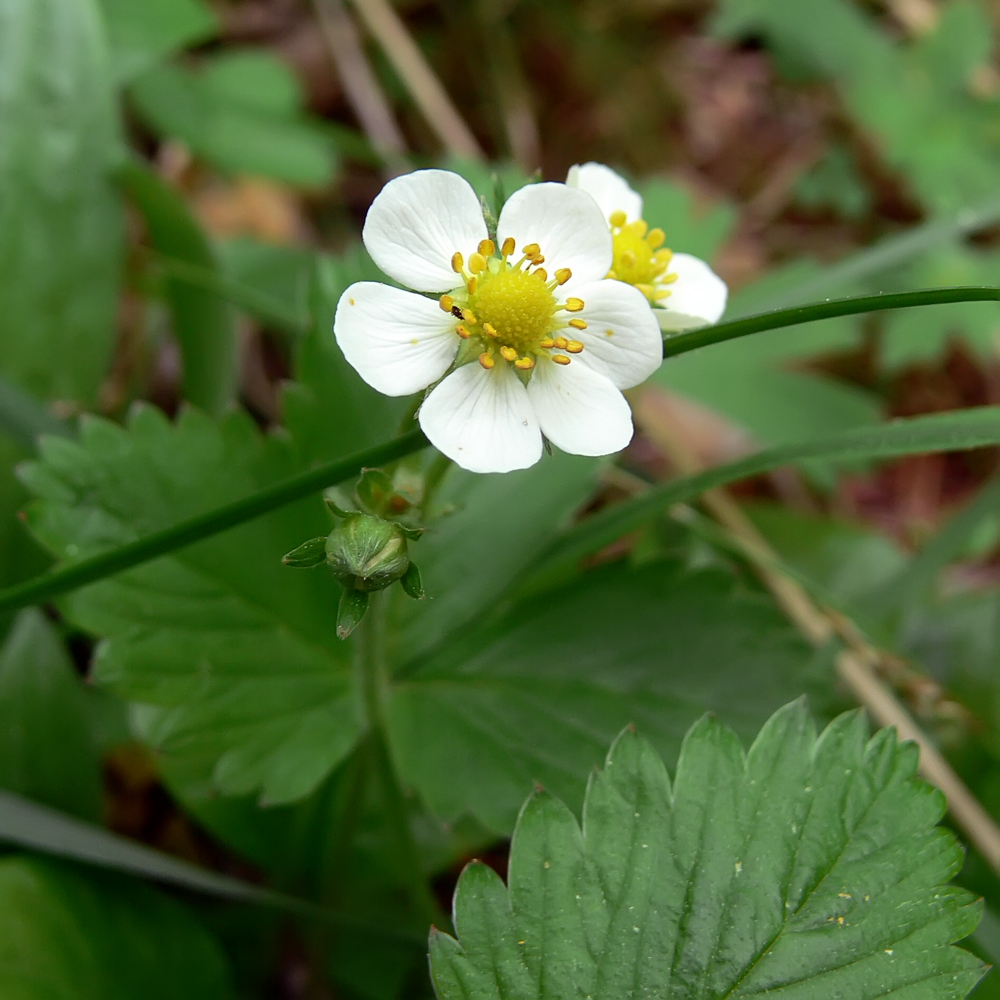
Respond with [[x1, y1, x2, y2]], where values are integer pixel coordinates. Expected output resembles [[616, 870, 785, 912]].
[[362, 169, 488, 292], [566, 162, 644, 223], [418, 362, 542, 474], [528, 357, 634, 457], [334, 282, 457, 396], [563, 279, 663, 390], [656, 253, 729, 332], [497, 182, 612, 288]]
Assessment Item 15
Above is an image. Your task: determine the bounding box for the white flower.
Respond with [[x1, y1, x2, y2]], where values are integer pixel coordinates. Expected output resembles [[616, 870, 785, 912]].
[[334, 169, 663, 474], [566, 162, 728, 333]]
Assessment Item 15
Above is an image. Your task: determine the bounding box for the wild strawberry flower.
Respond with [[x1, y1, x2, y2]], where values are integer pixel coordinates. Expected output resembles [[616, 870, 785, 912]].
[[566, 162, 728, 332], [334, 169, 663, 474]]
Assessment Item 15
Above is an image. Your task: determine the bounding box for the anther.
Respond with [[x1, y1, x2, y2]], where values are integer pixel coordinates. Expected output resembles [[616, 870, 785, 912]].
[[482, 322, 497, 337], [568, 318, 587, 330], [456, 324, 471, 339], [554, 336, 568, 349], [469, 253, 487, 273], [451, 252, 464, 273], [501, 237, 515, 257], [662, 272, 679, 284], [462, 309, 478, 324], [552, 354, 571, 365], [539, 338, 555, 349], [515, 356, 535, 370], [566, 340, 584, 354], [609, 210, 627, 228], [606, 269, 618, 280], [479, 352, 495, 369], [534, 268, 548, 282], [554, 268, 572, 285], [565, 298, 584, 312], [478, 239, 496, 257], [621, 250, 636, 268], [523, 243, 540, 257], [531, 254, 545, 265], [635, 220, 648, 237], [467, 276, 479, 294], [500, 346, 518, 361], [647, 227, 666, 249], [439, 294, 455, 313]]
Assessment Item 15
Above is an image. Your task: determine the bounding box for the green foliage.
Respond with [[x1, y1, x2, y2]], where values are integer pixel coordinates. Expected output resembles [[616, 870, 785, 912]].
[[431, 702, 986, 1000], [129, 51, 338, 186], [0, 610, 102, 821], [0, 0, 124, 406], [0, 855, 235, 999], [97, 0, 217, 82]]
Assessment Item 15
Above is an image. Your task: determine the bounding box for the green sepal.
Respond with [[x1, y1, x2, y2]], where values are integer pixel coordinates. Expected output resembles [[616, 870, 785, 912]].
[[324, 494, 353, 519], [280, 536, 328, 568], [357, 468, 397, 515], [398, 524, 425, 541], [400, 562, 425, 600], [336, 588, 369, 640]]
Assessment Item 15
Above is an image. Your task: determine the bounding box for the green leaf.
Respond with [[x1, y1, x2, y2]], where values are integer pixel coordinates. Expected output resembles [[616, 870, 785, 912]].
[[430, 702, 986, 1000], [119, 158, 237, 417], [0, 855, 235, 999], [129, 54, 337, 186], [0, 0, 124, 406], [96, 0, 217, 83], [388, 560, 823, 833], [0, 610, 102, 821], [22, 406, 360, 806]]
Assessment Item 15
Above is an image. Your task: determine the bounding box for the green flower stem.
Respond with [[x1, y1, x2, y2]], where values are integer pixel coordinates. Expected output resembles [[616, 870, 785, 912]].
[[661, 285, 1000, 359], [357, 593, 447, 930], [1, 286, 998, 614], [0, 428, 428, 615]]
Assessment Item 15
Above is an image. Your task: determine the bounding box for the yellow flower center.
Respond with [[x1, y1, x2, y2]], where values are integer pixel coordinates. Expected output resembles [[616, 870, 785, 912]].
[[608, 210, 677, 305], [441, 239, 586, 375]]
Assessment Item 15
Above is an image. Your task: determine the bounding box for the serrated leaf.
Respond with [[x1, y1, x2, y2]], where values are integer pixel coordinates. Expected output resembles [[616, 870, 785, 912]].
[[0, 610, 102, 821], [389, 560, 823, 832], [431, 702, 986, 1000], [0, 855, 235, 999], [0, 0, 124, 406], [21, 406, 358, 806]]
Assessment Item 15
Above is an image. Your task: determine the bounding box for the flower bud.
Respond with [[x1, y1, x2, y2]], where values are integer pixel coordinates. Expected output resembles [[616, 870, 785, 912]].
[[324, 513, 410, 592]]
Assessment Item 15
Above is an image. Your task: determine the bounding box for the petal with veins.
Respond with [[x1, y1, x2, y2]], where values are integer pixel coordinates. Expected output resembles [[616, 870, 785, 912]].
[[528, 357, 634, 457], [562, 279, 663, 390], [497, 182, 612, 289], [334, 282, 458, 396], [419, 362, 542, 474], [363, 169, 488, 292], [566, 162, 644, 223], [657, 253, 728, 332]]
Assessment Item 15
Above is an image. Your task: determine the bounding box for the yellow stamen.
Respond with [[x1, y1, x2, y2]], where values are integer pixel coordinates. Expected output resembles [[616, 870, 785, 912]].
[[621, 250, 636, 268], [534, 268, 548, 282], [500, 346, 518, 361], [568, 318, 587, 330], [654, 249, 673, 264], [531, 254, 545, 266], [609, 210, 627, 228], [553, 336, 568, 349], [478, 239, 496, 257], [565, 298, 584, 312], [479, 352, 495, 369], [552, 354, 571, 365], [439, 294, 454, 313], [654, 288, 672, 300], [501, 237, 515, 257], [469, 253, 487, 273], [451, 252, 464, 273], [647, 228, 666, 249], [523, 243, 540, 257], [566, 340, 584, 354], [467, 276, 479, 294], [539, 338, 555, 349], [554, 268, 572, 285], [606, 269, 617, 280], [634, 220, 648, 237], [462, 309, 478, 324], [662, 272, 679, 284], [456, 324, 470, 339], [515, 356, 535, 370], [482, 322, 497, 337]]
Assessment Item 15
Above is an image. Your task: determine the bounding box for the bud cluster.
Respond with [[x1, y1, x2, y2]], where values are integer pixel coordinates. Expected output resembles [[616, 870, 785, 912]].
[[281, 468, 425, 639]]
